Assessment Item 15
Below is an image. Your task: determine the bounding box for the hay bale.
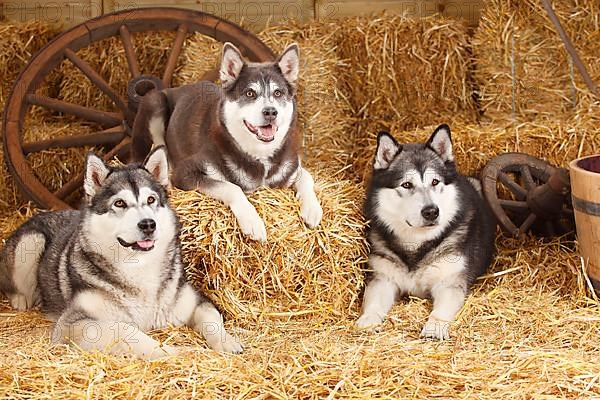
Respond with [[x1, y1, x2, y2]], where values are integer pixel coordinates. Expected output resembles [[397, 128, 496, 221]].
[[170, 177, 367, 325], [0, 20, 60, 109], [0, 139, 22, 213], [174, 33, 222, 85], [472, 0, 600, 122], [335, 14, 477, 131]]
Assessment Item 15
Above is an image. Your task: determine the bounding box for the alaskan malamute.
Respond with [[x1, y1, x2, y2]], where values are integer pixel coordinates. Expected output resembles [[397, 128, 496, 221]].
[[0, 147, 242, 359], [356, 125, 496, 340], [131, 42, 322, 242]]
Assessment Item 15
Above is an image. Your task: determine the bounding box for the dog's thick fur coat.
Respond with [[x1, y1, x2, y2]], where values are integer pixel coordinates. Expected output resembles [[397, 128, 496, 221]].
[[0, 147, 242, 359], [131, 43, 322, 241], [357, 125, 496, 340]]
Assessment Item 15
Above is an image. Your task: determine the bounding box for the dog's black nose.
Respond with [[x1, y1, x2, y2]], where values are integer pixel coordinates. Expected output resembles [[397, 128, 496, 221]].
[[421, 205, 439, 221], [262, 107, 278, 120], [138, 218, 156, 234]]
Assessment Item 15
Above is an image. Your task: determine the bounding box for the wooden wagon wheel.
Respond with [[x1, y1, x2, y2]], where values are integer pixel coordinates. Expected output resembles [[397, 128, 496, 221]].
[[3, 7, 274, 210], [481, 153, 575, 237]]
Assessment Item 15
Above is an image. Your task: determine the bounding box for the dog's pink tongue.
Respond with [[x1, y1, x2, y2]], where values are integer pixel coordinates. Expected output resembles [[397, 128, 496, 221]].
[[136, 240, 155, 249], [257, 124, 276, 141]]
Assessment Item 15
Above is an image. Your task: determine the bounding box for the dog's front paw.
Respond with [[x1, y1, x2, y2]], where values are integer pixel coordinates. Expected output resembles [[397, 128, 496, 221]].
[[356, 313, 383, 331], [300, 194, 323, 228], [239, 213, 267, 242], [231, 201, 267, 241], [9, 293, 31, 311], [209, 333, 244, 354], [420, 317, 451, 341]]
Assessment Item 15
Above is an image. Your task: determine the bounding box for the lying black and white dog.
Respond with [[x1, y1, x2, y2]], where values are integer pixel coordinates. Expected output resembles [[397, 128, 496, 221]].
[[0, 147, 242, 359], [357, 125, 496, 340], [131, 42, 322, 241]]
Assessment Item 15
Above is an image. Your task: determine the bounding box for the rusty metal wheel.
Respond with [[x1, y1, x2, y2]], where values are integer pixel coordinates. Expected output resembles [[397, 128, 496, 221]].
[[481, 153, 575, 237], [3, 7, 274, 210]]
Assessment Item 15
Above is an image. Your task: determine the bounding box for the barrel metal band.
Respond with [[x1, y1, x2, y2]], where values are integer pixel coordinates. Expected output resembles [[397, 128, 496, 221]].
[[572, 195, 600, 216]]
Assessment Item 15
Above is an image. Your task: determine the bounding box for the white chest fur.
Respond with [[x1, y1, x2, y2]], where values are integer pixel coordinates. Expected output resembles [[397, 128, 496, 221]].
[[370, 253, 466, 299], [75, 246, 180, 331]]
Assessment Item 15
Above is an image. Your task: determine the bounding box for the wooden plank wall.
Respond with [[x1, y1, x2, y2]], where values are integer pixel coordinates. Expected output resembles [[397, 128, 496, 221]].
[[0, 0, 484, 30], [104, 0, 315, 30], [316, 0, 483, 26], [1, 0, 103, 26]]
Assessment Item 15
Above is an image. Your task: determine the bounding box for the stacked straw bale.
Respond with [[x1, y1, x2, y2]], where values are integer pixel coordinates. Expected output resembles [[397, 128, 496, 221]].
[[335, 14, 477, 132], [0, 20, 60, 107], [175, 33, 222, 85], [473, 0, 600, 122], [170, 179, 368, 325]]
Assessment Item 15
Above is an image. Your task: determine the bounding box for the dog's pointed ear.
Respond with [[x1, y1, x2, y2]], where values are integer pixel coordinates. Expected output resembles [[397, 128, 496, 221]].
[[143, 146, 169, 188], [276, 43, 300, 87], [220, 42, 245, 89], [375, 131, 401, 170], [84, 153, 110, 200], [426, 124, 454, 162]]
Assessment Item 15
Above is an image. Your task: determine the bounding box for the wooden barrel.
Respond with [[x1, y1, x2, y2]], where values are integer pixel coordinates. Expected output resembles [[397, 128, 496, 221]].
[[569, 155, 600, 293]]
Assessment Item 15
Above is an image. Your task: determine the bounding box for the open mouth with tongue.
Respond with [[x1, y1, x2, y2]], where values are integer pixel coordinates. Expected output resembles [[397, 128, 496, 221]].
[[243, 120, 277, 142], [117, 237, 155, 252]]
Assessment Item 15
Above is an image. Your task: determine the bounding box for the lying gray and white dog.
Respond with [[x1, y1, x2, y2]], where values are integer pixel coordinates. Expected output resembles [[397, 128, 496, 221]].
[[357, 125, 496, 340], [0, 147, 242, 359], [131, 42, 322, 241]]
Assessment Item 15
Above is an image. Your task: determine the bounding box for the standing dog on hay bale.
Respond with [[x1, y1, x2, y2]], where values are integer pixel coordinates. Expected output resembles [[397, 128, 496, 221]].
[[131, 42, 323, 242], [0, 147, 242, 359], [357, 125, 496, 340]]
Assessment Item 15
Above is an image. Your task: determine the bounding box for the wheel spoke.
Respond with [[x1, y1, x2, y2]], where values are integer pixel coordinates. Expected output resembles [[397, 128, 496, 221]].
[[64, 48, 130, 118], [53, 137, 131, 200], [26, 94, 122, 127], [520, 165, 535, 190], [119, 25, 140, 79], [498, 172, 528, 200], [22, 126, 125, 154], [162, 24, 188, 87], [518, 213, 537, 234], [499, 199, 530, 212]]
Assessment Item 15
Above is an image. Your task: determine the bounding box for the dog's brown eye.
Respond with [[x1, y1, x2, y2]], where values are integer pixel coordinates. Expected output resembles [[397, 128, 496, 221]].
[[273, 89, 282, 97], [114, 199, 127, 208], [245, 89, 256, 98], [432, 179, 440, 186], [401, 182, 413, 189], [147, 196, 155, 205]]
